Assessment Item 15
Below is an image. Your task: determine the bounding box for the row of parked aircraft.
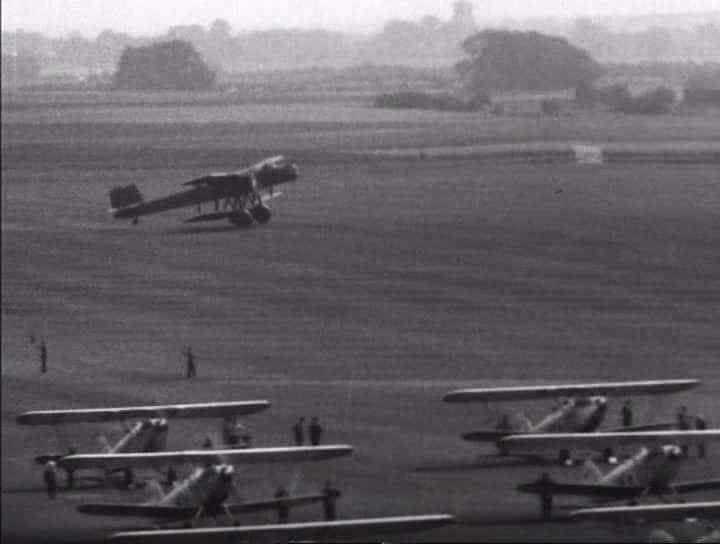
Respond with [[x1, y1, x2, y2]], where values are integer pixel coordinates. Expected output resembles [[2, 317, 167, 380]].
[[442, 378, 720, 542], [17, 379, 717, 542], [17, 400, 454, 542]]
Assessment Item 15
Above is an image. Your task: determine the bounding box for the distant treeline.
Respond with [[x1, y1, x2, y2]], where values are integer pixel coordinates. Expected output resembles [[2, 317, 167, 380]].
[[2, 12, 719, 85]]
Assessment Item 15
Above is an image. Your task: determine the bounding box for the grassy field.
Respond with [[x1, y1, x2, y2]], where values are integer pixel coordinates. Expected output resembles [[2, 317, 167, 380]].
[[2, 92, 719, 543]]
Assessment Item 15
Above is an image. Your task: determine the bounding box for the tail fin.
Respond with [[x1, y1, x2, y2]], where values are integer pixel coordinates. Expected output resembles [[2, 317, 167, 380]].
[[109, 184, 143, 210], [580, 459, 603, 483]]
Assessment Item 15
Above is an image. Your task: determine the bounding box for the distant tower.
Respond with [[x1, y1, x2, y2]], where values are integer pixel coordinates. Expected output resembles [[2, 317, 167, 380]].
[[452, 1, 476, 32]]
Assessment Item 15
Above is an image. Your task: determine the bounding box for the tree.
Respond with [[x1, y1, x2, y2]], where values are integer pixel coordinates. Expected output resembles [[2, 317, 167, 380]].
[[114, 40, 215, 90], [456, 29, 604, 95]]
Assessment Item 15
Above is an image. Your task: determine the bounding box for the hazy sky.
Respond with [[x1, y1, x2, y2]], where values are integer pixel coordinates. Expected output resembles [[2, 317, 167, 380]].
[[2, 0, 718, 36]]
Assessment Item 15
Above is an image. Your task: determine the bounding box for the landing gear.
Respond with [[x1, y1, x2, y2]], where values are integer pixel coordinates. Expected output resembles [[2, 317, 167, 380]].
[[123, 468, 134, 488], [249, 204, 271, 224], [228, 210, 254, 228]]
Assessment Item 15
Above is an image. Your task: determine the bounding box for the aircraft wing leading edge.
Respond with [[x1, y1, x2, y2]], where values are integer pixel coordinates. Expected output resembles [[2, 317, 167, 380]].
[[17, 401, 271, 426], [60, 445, 354, 470], [499, 430, 720, 451], [107, 514, 455, 543], [443, 380, 699, 403], [570, 501, 720, 522]]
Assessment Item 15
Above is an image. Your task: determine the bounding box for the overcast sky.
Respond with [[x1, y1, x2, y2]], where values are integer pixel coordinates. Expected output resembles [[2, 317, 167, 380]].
[[2, 0, 718, 36]]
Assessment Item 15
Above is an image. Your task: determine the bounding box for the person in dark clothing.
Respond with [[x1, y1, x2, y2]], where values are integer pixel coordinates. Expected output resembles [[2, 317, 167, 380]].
[[202, 437, 213, 449], [65, 447, 76, 488], [309, 417, 323, 446], [677, 406, 691, 457], [538, 472, 554, 520], [39, 339, 48, 374], [621, 400, 633, 427], [43, 461, 58, 499], [696, 413, 707, 458], [322, 480, 340, 521], [184, 346, 196, 379], [292, 417, 305, 446], [274, 485, 289, 523]]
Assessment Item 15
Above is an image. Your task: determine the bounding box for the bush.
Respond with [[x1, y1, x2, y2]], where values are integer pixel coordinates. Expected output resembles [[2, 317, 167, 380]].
[[616, 86, 677, 114], [374, 92, 484, 111]]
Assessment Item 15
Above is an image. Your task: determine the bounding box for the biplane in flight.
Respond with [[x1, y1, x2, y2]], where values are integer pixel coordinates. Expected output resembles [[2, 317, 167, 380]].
[[60, 445, 353, 526], [17, 400, 270, 486], [443, 379, 699, 462], [501, 430, 720, 518], [108, 156, 298, 227]]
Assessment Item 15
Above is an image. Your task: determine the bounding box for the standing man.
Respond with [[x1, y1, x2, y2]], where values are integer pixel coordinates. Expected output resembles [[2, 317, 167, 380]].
[[292, 417, 305, 446], [39, 339, 48, 374], [184, 346, 196, 379], [43, 460, 58, 499], [538, 472, 554, 520], [621, 400, 633, 427], [274, 485, 289, 523], [65, 447, 76, 489], [322, 480, 340, 521], [309, 417, 323, 446], [696, 412, 707, 458]]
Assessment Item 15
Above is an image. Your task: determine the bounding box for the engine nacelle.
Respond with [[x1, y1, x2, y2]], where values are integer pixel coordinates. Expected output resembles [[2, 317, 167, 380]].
[[249, 204, 271, 224]]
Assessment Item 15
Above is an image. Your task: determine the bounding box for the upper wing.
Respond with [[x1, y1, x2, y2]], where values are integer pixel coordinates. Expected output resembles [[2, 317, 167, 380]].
[[570, 501, 720, 522], [60, 445, 354, 470], [107, 514, 455, 543], [499, 430, 720, 452], [182, 172, 252, 188], [443, 379, 699, 403], [16, 400, 270, 426]]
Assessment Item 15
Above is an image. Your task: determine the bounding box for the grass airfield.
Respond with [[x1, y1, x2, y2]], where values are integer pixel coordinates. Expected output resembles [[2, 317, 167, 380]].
[[2, 93, 720, 543]]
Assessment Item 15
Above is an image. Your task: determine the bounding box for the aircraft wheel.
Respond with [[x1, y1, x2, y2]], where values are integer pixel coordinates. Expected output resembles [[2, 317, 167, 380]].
[[228, 210, 254, 228], [250, 204, 271, 224]]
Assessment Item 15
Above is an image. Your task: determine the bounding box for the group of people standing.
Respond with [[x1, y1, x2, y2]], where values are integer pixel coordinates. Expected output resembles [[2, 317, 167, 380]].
[[293, 416, 324, 446]]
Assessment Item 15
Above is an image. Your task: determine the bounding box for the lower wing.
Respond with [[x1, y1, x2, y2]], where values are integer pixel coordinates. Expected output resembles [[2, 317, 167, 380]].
[[107, 514, 455, 543]]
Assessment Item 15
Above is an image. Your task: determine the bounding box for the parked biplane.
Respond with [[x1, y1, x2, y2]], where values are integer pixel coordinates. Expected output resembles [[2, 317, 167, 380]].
[[17, 400, 270, 486], [60, 445, 353, 527], [501, 430, 720, 518], [443, 379, 699, 462], [570, 501, 720, 543], [108, 155, 298, 227]]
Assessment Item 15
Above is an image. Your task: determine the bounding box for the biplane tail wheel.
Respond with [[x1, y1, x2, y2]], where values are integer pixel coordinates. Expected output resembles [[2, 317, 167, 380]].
[[228, 210, 254, 228], [249, 204, 271, 224]]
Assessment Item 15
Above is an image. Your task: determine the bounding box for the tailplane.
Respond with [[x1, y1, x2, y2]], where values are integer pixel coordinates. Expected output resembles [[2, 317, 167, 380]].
[[109, 184, 143, 211]]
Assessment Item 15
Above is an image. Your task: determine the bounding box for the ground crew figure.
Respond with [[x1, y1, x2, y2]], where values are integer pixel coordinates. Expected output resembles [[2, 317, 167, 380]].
[[677, 406, 691, 457], [65, 447, 76, 489], [43, 460, 58, 499], [274, 485, 289, 523], [39, 339, 48, 374], [621, 400, 633, 427], [293, 417, 305, 446], [185, 346, 196, 379], [309, 417, 323, 446], [696, 412, 707, 458], [322, 480, 340, 521], [202, 437, 213, 449], [538, 472, 554, 520]]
